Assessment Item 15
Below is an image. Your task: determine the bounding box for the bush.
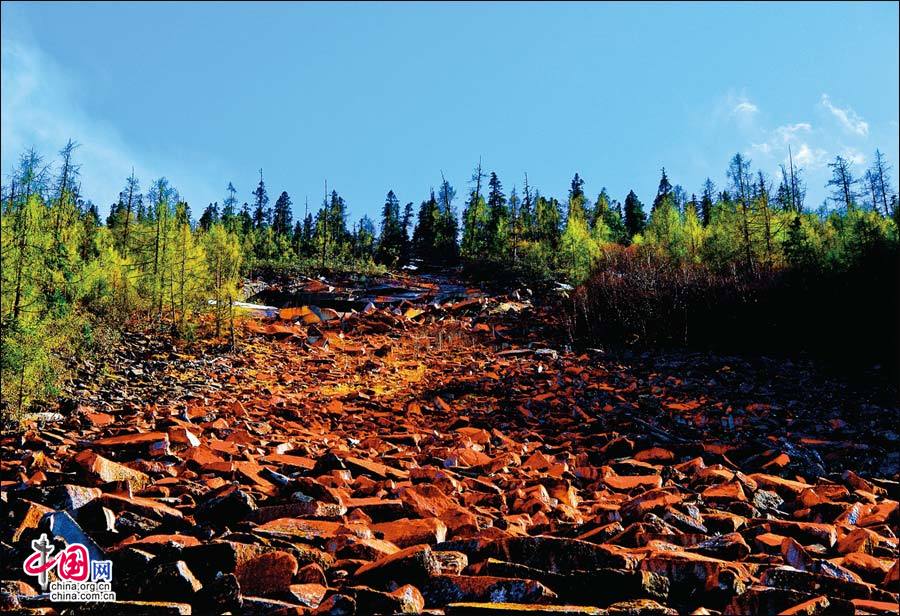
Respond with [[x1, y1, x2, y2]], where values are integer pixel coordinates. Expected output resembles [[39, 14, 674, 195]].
[[572, 242, 899, 374]]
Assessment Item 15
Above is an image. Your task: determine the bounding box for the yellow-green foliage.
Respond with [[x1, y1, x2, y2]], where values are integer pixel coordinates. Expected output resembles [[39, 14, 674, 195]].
[[1, 157, 246, 424], [560, 212, 601, 285], [203, 223, 243, 338]]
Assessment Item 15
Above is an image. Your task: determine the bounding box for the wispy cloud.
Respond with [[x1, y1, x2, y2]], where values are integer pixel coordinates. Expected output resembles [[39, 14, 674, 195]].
[[842, 147, 866, 166], [820, 94, 869, 137], [750, 122, 824, 169], [774, 123, 812, 143], [792, 143, 829, 169], [1, 32, 217, 213], [733, 100, 758, 116]]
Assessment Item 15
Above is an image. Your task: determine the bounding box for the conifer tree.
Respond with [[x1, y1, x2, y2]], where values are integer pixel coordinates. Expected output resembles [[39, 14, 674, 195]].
[[272, 191, 293, 237], [485, 172, 508, 259], [413, 190, 439, 261], [252, 169, 270, 229], [376, 190, 403, 265], [623, 190, 647, 238]]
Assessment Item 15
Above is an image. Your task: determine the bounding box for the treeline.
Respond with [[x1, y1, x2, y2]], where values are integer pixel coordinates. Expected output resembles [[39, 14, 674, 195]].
[[2, 141, 898, 421], [571, 152, 899, 374], [1, 142, 243, 423], [197, 152, 898, 285]]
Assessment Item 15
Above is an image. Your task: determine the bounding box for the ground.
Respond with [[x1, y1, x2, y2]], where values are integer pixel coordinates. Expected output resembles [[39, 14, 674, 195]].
[[1, 272, 897, 614]]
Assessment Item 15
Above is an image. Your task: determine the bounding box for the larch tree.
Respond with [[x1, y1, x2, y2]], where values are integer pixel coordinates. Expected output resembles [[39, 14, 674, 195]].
[[727, 153, 756, 272], [827, 155, 860, 212]]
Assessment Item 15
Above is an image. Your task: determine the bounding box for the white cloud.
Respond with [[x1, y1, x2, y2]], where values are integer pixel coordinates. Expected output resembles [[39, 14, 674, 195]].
[[732, 100, 759, 116], [750, 123, 813, 161], [792, 143, 829, 169], [842, 147, 866, 166], [1, 34, 217, 214], [774, 123, 812, 143], [820, 94, 869, 137]]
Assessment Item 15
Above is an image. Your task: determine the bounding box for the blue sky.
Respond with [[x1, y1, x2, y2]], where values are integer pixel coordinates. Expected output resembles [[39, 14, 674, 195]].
[[2, 2, 898, 221]]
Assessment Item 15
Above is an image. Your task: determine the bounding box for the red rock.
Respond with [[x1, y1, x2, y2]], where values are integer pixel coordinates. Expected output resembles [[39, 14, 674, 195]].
[[750, 474, 813, 498], [761, 520, 838, 548], [373, 517, 448, 547], [835, 552, 895, 584], [260, 452, 316, 470], [390, 584, 426, 613], [287, 583, 328, 608], [777, 595, 830, 615], [701, 481, 746, 503], [99, 492, 184, 521], [11, 499, 53, 542], [167, 427, 200, 447], [343, 455, 409, 479], [74, 450, 150, 491], [92, 431, 170, 450], [633, 448, 675, 463], [603, 473, 663, 492], [83, 411, 115, 427], [255, 517, 371, 542], [850, 598, 900, 614], [236, 550, 299, 596], [837, 527, 895, 555], [352, 544, 441, 587], [115, 534, 201, 550]]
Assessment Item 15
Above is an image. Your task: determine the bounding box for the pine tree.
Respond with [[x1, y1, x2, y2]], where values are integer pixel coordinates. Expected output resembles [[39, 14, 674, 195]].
[[328, 189, 350, 253], [199, 202, 220, 230], [508, 187, 521, 262], [592, 189, 627, 244], [400, 201, 414, 264], [534, 195, 562, 254], [412, 190, 439, 261], [623, 190, 647, 239], [252, 169, 270, 229], [376, 190, 402, 265], [435, 176, 460, 263], [272, 191, 293, 237], [485, 172, 508, 259], [461, 161, 488, 259], [520, 174, 535, 241], [567, 173, 588, 222], [355, 215, 376, 261], [652, 168, 673, 213], [700, 179, 715, 226]]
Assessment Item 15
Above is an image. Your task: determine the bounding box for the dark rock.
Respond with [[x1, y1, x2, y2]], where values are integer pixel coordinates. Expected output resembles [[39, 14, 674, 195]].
[[352, 544, 440, 588], [421, 574, 557, 608], [193, 484, 257, 527]]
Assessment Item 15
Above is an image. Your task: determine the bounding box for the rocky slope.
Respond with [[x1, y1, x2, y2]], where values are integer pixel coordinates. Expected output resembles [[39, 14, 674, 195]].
[[1, 274, 897, 615]]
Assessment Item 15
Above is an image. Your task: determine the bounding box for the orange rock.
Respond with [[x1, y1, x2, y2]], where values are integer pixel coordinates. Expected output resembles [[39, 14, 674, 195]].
[[749, 474, 813, 498], [372, 517, 448, 548], [603, 473, 663, 491], [236, 550, 299, 596], [777, 595, 830, 615], [701, 481, 746, 502], [74, 450, 150, 491]]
